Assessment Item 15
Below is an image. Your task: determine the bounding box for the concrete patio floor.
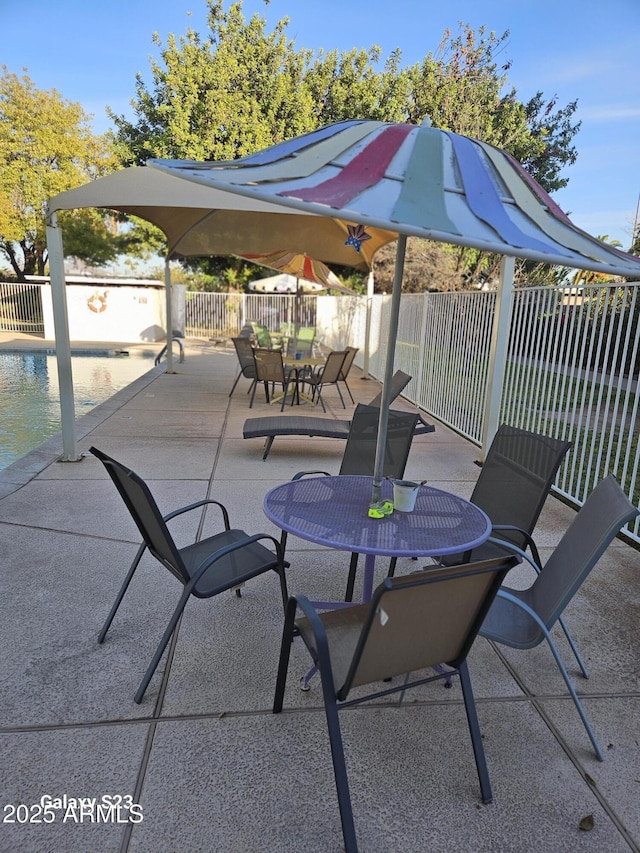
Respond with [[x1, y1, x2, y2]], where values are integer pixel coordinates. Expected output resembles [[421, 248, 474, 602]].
[[1, 337, 639, 853]]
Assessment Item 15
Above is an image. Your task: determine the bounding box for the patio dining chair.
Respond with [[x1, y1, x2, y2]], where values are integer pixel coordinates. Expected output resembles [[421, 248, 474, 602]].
[[90, 447, 289, 704], [273, 556, 516, 852], [229, 336, 258, 399], [299, 349, 348, 411], [251, 322, 279, 349], [337, 345, 359, 404], [286, 326, 316, 358], [436, 424, 571, 568], [250, 348, 300, 410], [480, 474, 639, 760]]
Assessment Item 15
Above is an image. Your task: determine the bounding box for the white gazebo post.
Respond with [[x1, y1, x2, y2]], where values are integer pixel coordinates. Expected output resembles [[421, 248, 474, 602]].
[[481, 255, 515, 461], [45, 212, 80, 461], [164, 258, 174, 373]]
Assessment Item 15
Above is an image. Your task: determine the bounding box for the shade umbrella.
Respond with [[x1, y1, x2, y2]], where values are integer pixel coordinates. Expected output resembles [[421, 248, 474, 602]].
[[242, 250, 354, 337], [48, 119, 640, 489], [241, 250, 348, 290]]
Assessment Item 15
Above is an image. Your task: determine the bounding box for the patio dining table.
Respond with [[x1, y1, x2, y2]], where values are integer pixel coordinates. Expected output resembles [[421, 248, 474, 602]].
[[263, 475, 492, 606]]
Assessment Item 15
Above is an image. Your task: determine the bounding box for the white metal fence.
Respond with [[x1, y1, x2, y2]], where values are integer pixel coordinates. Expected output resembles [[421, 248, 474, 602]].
[[358, 284, 639, 542], [0, 282, 44, 333], [184, 291, 317, 337]]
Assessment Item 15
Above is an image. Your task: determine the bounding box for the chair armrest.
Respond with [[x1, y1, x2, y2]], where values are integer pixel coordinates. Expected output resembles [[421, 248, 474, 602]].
[[491, 524, 543, 570], [487, 536, 542, 574], [292, 470, 331, 480], [163, 498, 231, 531]]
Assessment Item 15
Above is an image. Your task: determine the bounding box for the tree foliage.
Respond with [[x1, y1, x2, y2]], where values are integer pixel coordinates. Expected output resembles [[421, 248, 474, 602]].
[[0, 67, 122, 280]]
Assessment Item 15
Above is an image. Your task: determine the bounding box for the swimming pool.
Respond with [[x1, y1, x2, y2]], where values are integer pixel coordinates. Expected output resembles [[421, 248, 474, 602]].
[[0, 350, 155, 470]]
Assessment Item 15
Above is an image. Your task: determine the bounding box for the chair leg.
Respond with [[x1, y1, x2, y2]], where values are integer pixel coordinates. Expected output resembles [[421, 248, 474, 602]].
[[334, 383, 346, 409], [459, 660, 493, 804], [318, 670, 358, 851], [386, 557, 398, 579], [249, 380, 258, 408], [558, 615, 590, 678], [345, 553, 359, 602], [495, 591, 603, 760], [273, 597, 298, 713], [262, 436, 275, 460], [343, 379, 355, 404], [134, 587, 192, 704], [98, 542, 147, 643], [542, 628, 603, 760], [229, 372, 242, 398]]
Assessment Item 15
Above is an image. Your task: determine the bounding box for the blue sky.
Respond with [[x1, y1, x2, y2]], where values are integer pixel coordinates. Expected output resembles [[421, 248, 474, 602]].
[[4, 0, 640, 250]]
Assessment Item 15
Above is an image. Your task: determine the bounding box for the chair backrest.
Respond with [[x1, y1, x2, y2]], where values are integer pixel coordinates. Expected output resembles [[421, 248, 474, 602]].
[[90, 447, 188, 585], [251, 322, 273, 348], [232, 336, 257, 377], [318, 350, 348, 384], [297, 326, 316, 343], [471, 424, 571, 550], [336, 557, 515, 698], [533, 474, 639, 629], [338, 346, 358, 380], [254, 347, 285, 383], [339, 403, 419, 478], [367, 370, 412, 407], [287, 336, 314, 358]]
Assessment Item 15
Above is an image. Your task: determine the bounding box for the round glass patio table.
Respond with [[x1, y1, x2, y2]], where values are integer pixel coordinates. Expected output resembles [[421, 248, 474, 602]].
[[264, 475, 492, 604]]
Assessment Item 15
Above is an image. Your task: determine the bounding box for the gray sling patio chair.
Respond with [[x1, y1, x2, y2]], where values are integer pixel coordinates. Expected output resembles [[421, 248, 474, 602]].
[[243, 369, 434, 460], [437, 423, 571, 567], [90, 446, 289, 704], [299, 349, 349, 411], [250, 348, 300, 410], [337, 345, 359, 404], [273, 556, 517, 853], [229, 336, 258, 399], [480, 474, 639, 761]]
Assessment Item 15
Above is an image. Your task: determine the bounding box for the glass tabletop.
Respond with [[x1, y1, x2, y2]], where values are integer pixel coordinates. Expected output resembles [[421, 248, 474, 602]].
[[264, 475, 491, 558]]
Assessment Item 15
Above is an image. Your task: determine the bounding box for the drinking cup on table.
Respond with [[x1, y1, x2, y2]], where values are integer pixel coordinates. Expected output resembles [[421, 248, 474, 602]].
[[392, 479, 421, 512]]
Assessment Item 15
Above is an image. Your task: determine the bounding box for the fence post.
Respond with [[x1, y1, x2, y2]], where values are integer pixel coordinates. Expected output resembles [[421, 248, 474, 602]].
[[481, 256, 514, 460]]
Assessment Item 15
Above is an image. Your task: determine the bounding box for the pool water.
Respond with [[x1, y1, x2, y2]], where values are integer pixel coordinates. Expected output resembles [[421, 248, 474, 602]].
[[0, 351, 155, 470]]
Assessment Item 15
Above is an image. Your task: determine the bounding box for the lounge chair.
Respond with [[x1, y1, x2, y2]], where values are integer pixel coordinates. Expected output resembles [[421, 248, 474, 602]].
[[243, 370, 435, 460]]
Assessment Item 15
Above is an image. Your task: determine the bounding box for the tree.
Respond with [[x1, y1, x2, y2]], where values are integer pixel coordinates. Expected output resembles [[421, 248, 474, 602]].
[[0, 67, 120, 280]]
